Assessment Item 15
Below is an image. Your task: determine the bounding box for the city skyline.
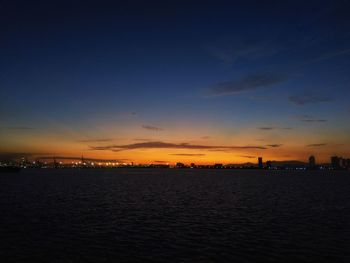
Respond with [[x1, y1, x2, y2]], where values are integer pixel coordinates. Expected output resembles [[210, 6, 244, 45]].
[[1, 153, 349, 169], [1, 1, 350, 164]]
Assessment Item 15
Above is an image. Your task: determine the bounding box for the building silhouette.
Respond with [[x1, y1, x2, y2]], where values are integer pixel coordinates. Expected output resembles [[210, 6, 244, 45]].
[[266, 161, 272, 169], [331, 156, 340, 169], [214, 163, 223, 169], [341, 158, 346, 168], [175, 162, 185, 168], [309, 156, 316, 168], [53, 157, 58, 169], [258, 157, 263, 169]]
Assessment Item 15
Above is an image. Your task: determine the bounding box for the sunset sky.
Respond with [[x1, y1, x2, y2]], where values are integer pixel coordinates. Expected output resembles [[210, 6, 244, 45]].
[[1, 0, 350, 164]]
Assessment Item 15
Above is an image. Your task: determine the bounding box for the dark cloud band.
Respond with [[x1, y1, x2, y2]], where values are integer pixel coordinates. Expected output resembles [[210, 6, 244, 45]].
[[207, 73, 286, 96], [89, 141, 266, 152]]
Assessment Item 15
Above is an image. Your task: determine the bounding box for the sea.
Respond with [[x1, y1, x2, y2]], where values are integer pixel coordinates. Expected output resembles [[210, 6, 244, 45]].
[[0, 168, 350, 262]]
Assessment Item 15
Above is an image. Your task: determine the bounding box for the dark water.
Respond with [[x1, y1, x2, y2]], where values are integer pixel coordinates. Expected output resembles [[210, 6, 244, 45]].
[[1, 169, 350, 262]]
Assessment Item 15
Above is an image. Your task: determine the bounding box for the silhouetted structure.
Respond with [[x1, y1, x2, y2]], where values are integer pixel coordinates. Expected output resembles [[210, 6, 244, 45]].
[[20, 157, 28, 168], [53, 157, 58, 169], [309, 156, 316, 168], [214, 163, 223, 169], [331, 156, 340, 169], [175, 162, 185, 168], [2, 154, 350, 170], [266, 161, 272, 169], [81, 155, 86, 168], [341, 158, 346, 169]]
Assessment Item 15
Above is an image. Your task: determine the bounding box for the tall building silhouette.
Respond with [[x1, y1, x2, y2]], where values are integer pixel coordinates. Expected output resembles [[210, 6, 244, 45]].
[[331, 156, 340, 169], [309, 156, 316, 168], [258, 157, 263, 169], [53, 157, 58, 169], [341, 158, 346, 168]]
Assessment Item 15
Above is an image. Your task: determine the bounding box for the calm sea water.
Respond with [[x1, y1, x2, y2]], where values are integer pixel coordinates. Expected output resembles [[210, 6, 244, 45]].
[[0, 169, 350, 262]]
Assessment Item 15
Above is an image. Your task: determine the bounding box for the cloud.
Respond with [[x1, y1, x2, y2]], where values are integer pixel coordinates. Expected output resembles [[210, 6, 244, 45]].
[[77, 138, 114, 143], [116, 111, 138, 118], [239, 155, 256, 159], [299, 115, 327, 123], [1, 126, 35, 130], [255, 139, 266, 141], [289, 94, 333, 106], [267, 144, 283, 148], [296, 48, 350, 68], [89, 141, 266, 152], [133, 138, 152, 141], [142, 125, 163, 131], [306, 143, 327, 147], [207, 73, 286, 96], [259, 126, 275, 130], [207, 38, 285, 64], [169, 153, 206, 156], [201, 136, 211, 139], [258, 126, 293, 131]]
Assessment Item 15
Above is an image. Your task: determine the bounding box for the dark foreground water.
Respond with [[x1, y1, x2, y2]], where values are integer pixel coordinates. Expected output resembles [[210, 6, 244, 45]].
[[1, 169, 350, 262]]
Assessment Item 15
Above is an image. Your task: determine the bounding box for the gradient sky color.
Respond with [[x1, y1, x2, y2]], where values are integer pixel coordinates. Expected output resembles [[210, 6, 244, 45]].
[[1, 0, 350, 164]]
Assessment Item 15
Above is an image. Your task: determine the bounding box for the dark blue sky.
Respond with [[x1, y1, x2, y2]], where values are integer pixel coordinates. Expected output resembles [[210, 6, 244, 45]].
[[1, 0, 350, 163]]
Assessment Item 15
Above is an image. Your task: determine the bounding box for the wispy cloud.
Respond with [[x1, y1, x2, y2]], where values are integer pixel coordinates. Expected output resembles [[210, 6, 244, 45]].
[[1, 126, 35, 130], [76, 138, 114, 143], [142, 125, 163, 131], [169, 153, 206, 156], [201, 136, 211, 139], [296, 48, 350, 68], [134, 138, 152, 141], [306, 143, 327, 147], [259, 126, 275, 130], [258, 126, 293, 131], [303, 119, 327, 123], [299, 115, 327, 123], [289, 94, 333, 106], [239, 155, 256, 159], [116, 111, 138, 118], [267, 144, 283, 148], [207, 38, 284, 64], [207, 73, 286, 96], [89, 141, 266, 152]]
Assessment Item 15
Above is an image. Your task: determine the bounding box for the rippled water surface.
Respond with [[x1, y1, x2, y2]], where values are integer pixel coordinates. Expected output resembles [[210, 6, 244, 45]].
[[1, 169, 350, 262]]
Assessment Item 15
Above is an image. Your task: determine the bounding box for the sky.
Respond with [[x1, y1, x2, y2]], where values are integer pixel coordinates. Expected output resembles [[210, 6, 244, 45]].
[[1, 0, 350, 164]]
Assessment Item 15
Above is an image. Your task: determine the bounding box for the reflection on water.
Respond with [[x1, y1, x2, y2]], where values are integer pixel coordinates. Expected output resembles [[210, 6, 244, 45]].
[[1, 169, 350, 262]]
